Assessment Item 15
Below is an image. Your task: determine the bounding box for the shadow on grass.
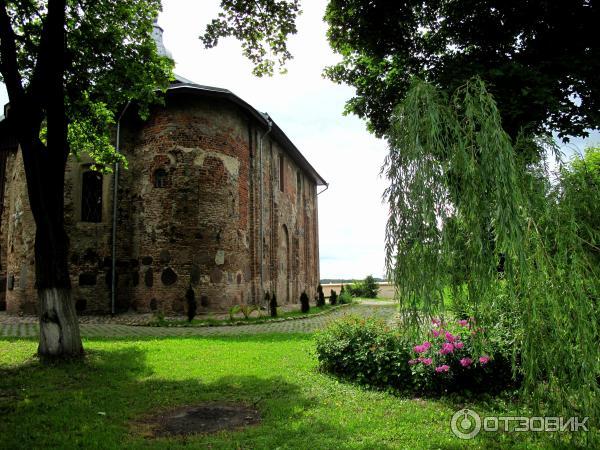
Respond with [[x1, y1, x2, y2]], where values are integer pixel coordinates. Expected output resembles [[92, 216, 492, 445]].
[[0, 344, 395, 449]]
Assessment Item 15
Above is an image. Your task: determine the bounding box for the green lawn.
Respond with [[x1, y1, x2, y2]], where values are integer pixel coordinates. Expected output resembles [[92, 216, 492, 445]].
[[0, 334, 545, 449]]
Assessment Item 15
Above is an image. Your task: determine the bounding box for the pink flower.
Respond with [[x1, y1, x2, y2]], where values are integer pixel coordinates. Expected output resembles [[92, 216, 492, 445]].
[[445, 331, 456, 342], [435, 365, 450, 373], [460, 357, 472, 367], [432, 318, 441, 326], [422, 358, 433, 365], [455, 341, 464, 349], [439, 342, 454, 355], [408, 359, 419, 365], [457, 319, 468, 326], [413, 344, 427, 354], [432, 329, 440, 338], [422, 341, 431, 350], [479, 356, 490, 365]]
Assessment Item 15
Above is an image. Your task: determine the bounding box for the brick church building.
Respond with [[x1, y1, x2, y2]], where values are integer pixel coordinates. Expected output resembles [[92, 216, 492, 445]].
[[0, 22, 326, 315]]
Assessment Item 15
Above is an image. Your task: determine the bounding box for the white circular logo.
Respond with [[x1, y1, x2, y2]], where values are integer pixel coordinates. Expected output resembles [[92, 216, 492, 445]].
[[451, 409, 481, 439]]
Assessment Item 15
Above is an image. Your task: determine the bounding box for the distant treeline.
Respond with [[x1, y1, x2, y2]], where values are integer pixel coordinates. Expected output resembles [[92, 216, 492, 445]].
[[320, 278, 386, 284]]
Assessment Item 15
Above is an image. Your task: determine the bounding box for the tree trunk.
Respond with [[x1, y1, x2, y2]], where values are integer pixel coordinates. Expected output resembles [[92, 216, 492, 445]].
[[21, 0, 82, 358], [38, 288, 82, 356]]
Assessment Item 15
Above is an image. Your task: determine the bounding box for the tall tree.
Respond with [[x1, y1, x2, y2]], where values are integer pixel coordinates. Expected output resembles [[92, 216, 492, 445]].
[[324, 0, 599, 142], [0, 0, 172, 357]]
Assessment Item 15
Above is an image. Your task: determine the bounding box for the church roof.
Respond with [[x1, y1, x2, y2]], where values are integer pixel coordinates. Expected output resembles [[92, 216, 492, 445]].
[[167, 78, 327, 186]]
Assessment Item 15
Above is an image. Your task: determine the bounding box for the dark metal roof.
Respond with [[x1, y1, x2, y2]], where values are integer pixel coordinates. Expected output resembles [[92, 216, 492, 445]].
[[167, 80, 327, 186], [0, 80, 328, 186]]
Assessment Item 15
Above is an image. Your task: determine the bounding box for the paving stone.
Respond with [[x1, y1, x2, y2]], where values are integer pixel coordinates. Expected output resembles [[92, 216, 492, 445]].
[[0, 304, 398, 339]]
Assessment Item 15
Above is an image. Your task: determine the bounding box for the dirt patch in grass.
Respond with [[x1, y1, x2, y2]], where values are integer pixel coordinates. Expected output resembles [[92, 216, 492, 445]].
[[133, 402, 261, 437]]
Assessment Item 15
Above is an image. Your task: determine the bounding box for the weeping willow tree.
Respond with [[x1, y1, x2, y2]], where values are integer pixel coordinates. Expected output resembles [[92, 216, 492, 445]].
[[384, 78, 599, 428]]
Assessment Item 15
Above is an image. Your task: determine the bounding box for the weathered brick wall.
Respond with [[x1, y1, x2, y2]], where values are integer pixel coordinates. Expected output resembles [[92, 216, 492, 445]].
[[3, 150, 37, 314], [1, 93, 321, 315]]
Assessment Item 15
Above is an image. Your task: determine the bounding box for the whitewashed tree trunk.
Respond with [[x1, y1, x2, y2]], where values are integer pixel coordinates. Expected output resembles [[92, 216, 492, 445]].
[[38, 288, 82, 357]]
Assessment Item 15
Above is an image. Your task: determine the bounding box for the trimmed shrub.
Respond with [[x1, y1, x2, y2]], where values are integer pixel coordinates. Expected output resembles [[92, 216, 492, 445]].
[[300, 291, 310, 313], [186, 286, 197, 322], [315, 316, 413, 390], [269, 293, 277, 317], [338, 288, 353, 304], [316, 284, 325, 307], [330, 290, 338, 305]]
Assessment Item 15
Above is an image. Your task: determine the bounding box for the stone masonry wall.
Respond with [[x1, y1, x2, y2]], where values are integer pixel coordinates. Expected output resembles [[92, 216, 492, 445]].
[[1, 92, 320, 315]]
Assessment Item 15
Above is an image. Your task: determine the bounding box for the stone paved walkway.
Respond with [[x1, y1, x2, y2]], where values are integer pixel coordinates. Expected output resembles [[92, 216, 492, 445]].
[[0, 303, 397, 339]]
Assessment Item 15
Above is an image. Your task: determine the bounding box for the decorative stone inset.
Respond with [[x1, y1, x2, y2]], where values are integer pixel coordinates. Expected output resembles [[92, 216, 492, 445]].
[[145, 269, 154, 287], [79, 272, 97, 286], [200, 295, 209, 307], [7, 274, 14, 291], [75, 298, 87, 312], [161, 267, 178, 286], [215, 250, 225, 266], [159, 250, 171, 264], [141, 256, 153, 266], [210, 267, 222, 283], [190, 264, 200, 285]]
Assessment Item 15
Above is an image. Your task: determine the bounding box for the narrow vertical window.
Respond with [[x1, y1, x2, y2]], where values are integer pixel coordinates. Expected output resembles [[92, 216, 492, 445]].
[[154, 168, 167, 188], [279, 154, 284, 192], [81, 170, 103, 222], [296, 171, 302, 203]]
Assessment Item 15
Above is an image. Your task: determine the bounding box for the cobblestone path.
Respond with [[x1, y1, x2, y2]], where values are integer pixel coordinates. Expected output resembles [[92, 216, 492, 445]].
[[0, 303, 397, 338]]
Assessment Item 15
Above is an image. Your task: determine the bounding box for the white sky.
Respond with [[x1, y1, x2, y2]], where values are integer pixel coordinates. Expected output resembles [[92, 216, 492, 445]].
[[1, 0, 598, 280]]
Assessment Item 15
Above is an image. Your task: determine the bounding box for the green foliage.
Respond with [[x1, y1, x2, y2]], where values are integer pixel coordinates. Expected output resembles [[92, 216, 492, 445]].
[[324, 0, 599, 140], [337, 289, 353, 305], [315, 316, 412, 390], [0, 0, 173, 168], [316, 284, 325, 307], [228, 305, 241, 321], [347, 275, 379, 298], [201, 0, 301, 77], [329, 289, 337, 305], [383, 77, 599, 433], [361, 275, 379, 298], [268, 292, 278, 318], [300, 291, 310, 313], [185, 286, 197, 322]]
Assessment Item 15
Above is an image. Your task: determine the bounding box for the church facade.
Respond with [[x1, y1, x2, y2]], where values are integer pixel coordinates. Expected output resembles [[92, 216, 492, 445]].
[[0, 77, 326, 315]]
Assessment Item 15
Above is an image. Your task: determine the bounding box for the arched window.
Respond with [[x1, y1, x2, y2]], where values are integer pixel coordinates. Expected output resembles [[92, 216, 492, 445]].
[[81, 170, 103, 222], [154, 168, 167, 188]]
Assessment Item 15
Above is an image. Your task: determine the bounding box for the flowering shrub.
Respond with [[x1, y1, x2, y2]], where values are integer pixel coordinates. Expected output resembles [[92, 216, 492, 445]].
[[316, 315, 517, 396], [315, 316, 412, 390], [409, 317, 515, 395]]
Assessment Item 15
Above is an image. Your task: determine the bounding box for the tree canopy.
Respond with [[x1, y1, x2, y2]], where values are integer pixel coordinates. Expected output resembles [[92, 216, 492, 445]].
[[0, 0, 174, 356], [201, 0, 301, 77], [324, 0, 599, 141]]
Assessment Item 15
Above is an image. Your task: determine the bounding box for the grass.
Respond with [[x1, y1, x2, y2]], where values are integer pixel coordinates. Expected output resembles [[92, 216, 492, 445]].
[[0, 334, 553, 449], [153, 304, 342, 327]]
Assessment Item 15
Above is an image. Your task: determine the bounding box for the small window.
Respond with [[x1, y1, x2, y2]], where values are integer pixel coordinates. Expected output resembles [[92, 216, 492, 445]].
[[296, 171, 302, 202], [81, 170, 103, 222], [154, 169, 167, 188], [279, 154, 284, 192]]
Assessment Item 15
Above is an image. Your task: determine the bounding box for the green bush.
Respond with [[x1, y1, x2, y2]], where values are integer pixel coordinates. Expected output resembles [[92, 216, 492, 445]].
[[347, 276, 380, 298], [315, 316, 413, 390], [185, 286, 197, 322], [267, 292, 277, 317], [300, 291, 310, 313], [329, 290, 338, 305], [338, 285, 353, 304], [316, 284, 325, 307]]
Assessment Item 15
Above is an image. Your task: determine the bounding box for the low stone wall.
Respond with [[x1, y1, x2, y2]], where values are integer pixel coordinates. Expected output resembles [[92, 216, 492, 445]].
[[320, 282, 395, 299]]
